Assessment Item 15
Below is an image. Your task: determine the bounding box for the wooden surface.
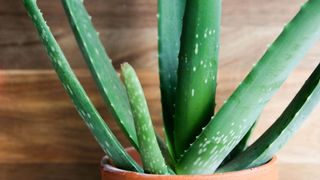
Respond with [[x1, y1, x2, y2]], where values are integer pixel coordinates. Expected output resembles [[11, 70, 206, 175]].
[[1, 0, 319, 69], [0, 69, 319, 179]]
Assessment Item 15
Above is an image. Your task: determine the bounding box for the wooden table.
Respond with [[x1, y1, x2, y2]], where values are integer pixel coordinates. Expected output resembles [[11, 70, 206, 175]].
[[0, 69, 318, 180]]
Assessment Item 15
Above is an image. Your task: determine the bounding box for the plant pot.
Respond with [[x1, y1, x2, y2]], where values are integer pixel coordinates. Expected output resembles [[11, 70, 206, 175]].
[[100, 147, 278, 180]]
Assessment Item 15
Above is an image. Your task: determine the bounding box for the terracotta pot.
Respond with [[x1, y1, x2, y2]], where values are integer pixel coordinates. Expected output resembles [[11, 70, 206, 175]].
[[100, 147, 278, 180]]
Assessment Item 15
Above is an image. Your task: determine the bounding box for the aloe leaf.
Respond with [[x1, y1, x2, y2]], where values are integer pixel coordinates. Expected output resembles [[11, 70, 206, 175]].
[[218, 63, 320, 172], [156, 135, 176, 175], [156, 134, 175, 169], [61, 0, 138, 149], [231, 122, 256, 155], [121, 63, 168, 174], [158, 0, 186, 147], [173, 0, 221, 157], [220, 122, 256, 166], [24, 0, 142, 172], [176, 0, 320, 174]]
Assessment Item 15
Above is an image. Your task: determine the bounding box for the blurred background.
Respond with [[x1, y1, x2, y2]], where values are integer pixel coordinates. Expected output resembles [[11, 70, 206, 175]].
[[0, 0, 319, 179]]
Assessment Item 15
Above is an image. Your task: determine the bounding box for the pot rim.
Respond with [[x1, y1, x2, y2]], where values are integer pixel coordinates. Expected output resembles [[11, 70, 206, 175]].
[[100, 147, 278, 177]]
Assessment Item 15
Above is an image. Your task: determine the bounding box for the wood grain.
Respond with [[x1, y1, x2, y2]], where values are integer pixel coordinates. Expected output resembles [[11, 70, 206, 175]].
[[0, 163, 318, 180], [0, 68, 319, 179], [0, 163, 100, 180], [0, 70, 163, 164], [1, 0, 319, 69]]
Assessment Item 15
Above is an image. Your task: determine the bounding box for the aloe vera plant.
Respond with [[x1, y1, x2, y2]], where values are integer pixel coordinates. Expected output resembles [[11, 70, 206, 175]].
[[25, 0, 320, 176]]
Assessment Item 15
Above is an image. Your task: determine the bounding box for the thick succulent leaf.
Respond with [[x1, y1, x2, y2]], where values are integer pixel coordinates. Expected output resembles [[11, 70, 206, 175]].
[[218, 63, 320, 172], [62, 0, 138, 149], [173, 0, 221, 157], [121, 63, 168, 174], [176, 0, 320, 174], [220, 122, 256, 166], [158, 0, 186, 147], [23, 0, 142, 172], [156, 134, 175, 169]]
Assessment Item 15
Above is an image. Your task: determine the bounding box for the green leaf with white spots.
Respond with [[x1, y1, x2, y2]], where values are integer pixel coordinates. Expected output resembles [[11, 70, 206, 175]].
[[156, 134, 175, 170], [174, 0, 221, 157], [121, 63, 168, 174], [218, 63, 320, 172], [158, 0, 186, 148], [61, 0, 139, 149], [220, 122, 256, 166], [24, 0, 142, 172], [176, 0, 320, 174]]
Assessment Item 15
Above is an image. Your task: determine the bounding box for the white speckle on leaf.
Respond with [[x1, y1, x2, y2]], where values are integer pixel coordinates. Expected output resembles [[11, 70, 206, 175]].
[[105, 141, 110, 147], [95, 48, 100, 55], [193, 66, 197, 72], [195, 43, 199, 55], [97, 73, 101, 80], [57, 60, 62, 67], [87, 33, 92, 39]]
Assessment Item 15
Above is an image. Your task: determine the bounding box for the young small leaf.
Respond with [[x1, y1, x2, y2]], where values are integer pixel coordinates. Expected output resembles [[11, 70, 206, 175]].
[[121, 63, 168, 174]]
